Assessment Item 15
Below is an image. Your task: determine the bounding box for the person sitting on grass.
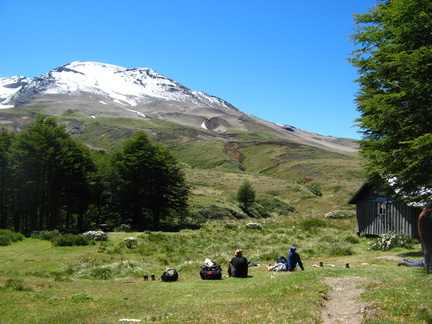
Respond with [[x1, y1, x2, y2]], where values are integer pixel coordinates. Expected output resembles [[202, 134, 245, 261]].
[[227, 249, 249, 277], [287, 246, 304, 272]]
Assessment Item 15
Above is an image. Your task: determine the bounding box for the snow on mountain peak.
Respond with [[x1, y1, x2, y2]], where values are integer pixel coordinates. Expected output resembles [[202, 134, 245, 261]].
[[0, 61, 232, 109]]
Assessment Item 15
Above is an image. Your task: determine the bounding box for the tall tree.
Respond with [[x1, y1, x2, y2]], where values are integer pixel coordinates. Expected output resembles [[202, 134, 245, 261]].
[[0, 130, 15, 229], [8, 115, 94, 233], [113, 131, 189, 230], [237, 180, 256, 212], [349, 0, 432, 201]]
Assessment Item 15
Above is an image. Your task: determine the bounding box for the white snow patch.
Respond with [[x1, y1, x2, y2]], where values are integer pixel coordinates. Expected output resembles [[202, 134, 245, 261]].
[[200, 121, 207, 129], [124, 108, 146, 118], [99, 101, 107, 105]]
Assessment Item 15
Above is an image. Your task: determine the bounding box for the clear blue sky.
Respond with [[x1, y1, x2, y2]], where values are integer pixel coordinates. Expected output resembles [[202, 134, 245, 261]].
[[0, 0, 378, 139]]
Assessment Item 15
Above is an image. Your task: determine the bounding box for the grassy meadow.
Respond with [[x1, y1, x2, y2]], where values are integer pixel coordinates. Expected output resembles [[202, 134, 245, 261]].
[[1, 108, 429, 323], [1, 214, 432, 324]]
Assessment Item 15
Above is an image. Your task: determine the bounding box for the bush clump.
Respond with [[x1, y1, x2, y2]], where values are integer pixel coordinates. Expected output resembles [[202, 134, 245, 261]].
[[51, 234, 90, 247], [124, 237, 139, 249], [3, 279, 32, 291], [0, 235, 11, 246], [325, 210, 356, 219], [224, 223, 238, 230], [0, 229, 24, 246], [81, 231, 109, 242], [31, 230, 62, 241], [369, 231, 413, 251], [114, 224, 131, 232]]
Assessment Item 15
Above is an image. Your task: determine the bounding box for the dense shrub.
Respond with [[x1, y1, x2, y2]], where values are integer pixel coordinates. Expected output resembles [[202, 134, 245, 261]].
[[0, 229, 24, 241], [124, 237, 138, 249], [114, 224, 131, 232], [0, 235, 11, 246], [31, 230, 62, 241], [369, 232, 413, 251], [81, 231, 109, 241], [51, 234, 90, 246], [325, 210, 355, 219], [247, 203, 271, 218]]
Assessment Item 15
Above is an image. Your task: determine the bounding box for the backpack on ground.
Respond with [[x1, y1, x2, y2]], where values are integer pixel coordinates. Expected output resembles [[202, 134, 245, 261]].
[[160, 268, 178, 282], [200, 259, 222, 279]]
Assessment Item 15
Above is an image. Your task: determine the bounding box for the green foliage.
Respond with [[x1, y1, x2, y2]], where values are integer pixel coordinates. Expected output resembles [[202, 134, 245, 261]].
[[349, 0, 432, 201], [189, 205, 246, 221], [114, 224, 131, 232], [327, 244, 354, 257], [237, 180, 256, 211], [5, 115, 95, 234], [324, 210, 355, 219], [341, 235, 360, 244], [224, 223, 237, 229], [31, 230, 62, 240], [246, 202, 271, 218], [0, 229, 24, 245], [0, 235, 11, 246], [124, 237, 139, 249], [258, 198, 297, 215], [3, 279, 32, 292], [300, 218, 326, 231], [60, 257, 148, 280], [113, 131, 190, 230], [369, 231, 414, 251], [51, 234, 90, 247], [304, 184, 322, 197]]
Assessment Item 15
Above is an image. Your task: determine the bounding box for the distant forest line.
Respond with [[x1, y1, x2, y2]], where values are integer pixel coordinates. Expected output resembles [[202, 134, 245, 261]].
[[0, 115, 190, 235]]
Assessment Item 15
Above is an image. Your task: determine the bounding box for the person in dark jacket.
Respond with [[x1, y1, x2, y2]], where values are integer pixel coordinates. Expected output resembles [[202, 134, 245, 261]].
[[227, 249, 249, 277], [287, 246, 304, 272]]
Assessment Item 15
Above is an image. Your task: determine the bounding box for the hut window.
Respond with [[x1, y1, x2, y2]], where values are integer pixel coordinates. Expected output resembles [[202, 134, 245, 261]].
[[379, 202, 387, 215]]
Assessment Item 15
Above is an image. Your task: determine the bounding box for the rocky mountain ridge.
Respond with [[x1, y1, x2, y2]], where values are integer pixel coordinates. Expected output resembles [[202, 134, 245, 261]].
[[0, 61, 358, 153]]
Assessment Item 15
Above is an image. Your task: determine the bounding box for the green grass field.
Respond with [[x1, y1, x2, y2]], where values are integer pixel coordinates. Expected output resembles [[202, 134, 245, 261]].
[[1, 215, 431, 324]]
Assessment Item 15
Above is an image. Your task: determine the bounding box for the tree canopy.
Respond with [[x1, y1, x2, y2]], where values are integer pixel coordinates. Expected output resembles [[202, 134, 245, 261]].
[[349, 0, 432, 201], [237, 180, 256, 212], [113, 131, 190, 230], [0, 117, 190, 233]]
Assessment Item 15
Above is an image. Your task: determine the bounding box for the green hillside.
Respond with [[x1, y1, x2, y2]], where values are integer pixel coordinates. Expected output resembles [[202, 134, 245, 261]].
[[0, 107, 365, 217]]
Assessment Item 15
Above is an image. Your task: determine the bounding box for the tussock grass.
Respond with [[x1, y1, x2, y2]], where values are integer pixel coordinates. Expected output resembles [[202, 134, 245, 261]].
[[1, 214, 431, 323]]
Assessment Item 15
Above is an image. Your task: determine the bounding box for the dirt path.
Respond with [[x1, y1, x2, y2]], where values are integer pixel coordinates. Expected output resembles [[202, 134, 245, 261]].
[[321, 277, 370, 324]]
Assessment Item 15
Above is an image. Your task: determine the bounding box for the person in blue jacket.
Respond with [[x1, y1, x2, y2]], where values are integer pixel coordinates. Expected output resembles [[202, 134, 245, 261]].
[[287, 246, 304, 272]]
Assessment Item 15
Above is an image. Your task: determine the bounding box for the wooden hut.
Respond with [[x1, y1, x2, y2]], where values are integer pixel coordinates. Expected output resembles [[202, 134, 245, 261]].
[[348, 178, 422, 237]]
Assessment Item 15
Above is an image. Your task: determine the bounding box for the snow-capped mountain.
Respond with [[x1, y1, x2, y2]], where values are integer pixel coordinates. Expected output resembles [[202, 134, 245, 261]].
[[0, 61, 357, 152], [1, 61, 234, 111]]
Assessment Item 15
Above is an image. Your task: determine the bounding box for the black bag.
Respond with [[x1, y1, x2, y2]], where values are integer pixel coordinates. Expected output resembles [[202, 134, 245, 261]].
[[160, 268, 178, 282], [200, 264, 222, 280]]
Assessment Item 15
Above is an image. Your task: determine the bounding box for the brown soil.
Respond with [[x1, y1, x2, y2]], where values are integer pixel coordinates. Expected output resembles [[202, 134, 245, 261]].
[[321, 277, 370, 324]]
